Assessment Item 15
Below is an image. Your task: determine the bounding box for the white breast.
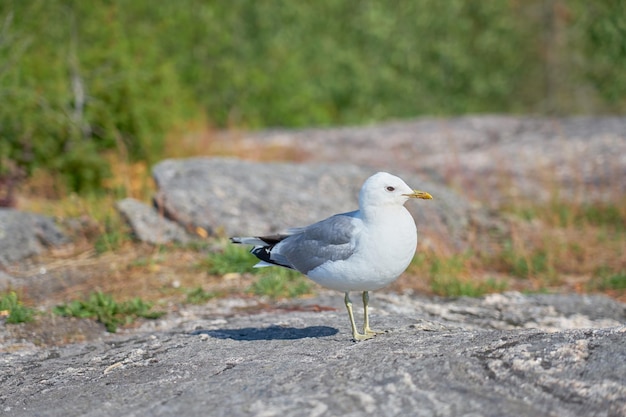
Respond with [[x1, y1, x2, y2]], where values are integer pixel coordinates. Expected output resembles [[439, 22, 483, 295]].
[[307, 206, 417, 292]]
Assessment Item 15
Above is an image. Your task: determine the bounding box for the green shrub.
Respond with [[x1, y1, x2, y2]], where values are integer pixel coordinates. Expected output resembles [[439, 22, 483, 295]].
[[2, 1, 625, 192]]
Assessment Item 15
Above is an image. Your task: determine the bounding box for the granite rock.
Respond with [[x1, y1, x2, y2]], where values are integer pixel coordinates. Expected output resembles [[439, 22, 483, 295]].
[[0, 209, 67, 266], [152, 158, 490, 251], [116, 198, 192, 244], [1, 292, 624, 417]]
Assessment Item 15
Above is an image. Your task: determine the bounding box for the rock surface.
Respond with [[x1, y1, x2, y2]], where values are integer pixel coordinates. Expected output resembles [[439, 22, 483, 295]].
[[152, 158, 488, 251], [0, 209, 67, 266], [1, 292, 625, 417], [218, 115, 626, 204], [116, 198, 192, 245]]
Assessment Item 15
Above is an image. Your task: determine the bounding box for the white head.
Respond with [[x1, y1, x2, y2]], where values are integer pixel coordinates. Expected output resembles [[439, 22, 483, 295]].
[[358, 172, 432, 210]]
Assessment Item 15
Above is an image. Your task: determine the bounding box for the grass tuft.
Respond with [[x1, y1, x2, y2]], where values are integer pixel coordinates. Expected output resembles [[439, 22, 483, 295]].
[[424, 254, 508, 297], [200, 244, 258, 275], [54, 292, 165, 332], [0, 292, 35, 324], [249, 268, 313, 299], [588, 268, 626, 292]]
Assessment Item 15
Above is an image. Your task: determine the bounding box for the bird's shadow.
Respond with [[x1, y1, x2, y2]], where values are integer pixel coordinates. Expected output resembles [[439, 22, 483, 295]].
[[192, 325, 338, 341]]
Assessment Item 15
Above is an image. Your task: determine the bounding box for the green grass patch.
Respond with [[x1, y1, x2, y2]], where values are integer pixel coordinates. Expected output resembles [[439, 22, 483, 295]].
[[408, 253, 508, 297], [427, 254, 508, 297], [579, 204, 625, 231], [588, 268, 626, 292], [199, 243, 313, 299], [249, 268, 313, 299], [94, 230, 127, 254], [200, 244, 258, 275], [0, 292, 35, 324], [511, 202, 625, 231], [54, 292, 165, 332], [500, 241, 557, 281]]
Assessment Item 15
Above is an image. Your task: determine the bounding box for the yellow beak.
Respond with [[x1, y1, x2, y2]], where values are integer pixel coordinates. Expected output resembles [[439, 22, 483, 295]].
[[403, 190, 433, 200]]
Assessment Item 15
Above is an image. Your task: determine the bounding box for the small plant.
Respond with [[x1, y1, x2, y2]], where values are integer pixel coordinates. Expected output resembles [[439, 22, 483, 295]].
[[93, 213, 134, 254], [0, 292, 35, 324], [588, 268, 626, 292], [249, 268, 313, 299], [54, 292, 165, 332], [200, 244, 258, 275], [186, 287, 218, 304], [94, 229, 127, 254], [500, 241, 556, 281]]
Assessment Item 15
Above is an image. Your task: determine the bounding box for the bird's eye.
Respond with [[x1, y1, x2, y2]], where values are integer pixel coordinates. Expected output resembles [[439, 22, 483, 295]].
[[386, 186, 395, 192]]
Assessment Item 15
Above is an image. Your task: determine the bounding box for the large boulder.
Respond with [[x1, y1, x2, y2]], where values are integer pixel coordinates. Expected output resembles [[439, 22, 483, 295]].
[[0, 209, 67, 266], [152, 158, 491, 251]]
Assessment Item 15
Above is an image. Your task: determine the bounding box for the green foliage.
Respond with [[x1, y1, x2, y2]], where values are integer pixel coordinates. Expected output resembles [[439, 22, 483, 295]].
[[94, 216, 131, 253], [200, 245, 258, 275], [0, 292, 35, 324], [588, 267, 626, 291], [512, 201, 625, 230], [2, 1, 625, 191], [578, 204, 625, 230], [576, 0, 626, 111], [54, 292, 165, 332], [249, 268, 313, 299], [199, 243, 313, 298], [427, 254, 508, 297], [0, 0, 197, 192], [94, 230, 126, 254], [501, 241, 557, 281]]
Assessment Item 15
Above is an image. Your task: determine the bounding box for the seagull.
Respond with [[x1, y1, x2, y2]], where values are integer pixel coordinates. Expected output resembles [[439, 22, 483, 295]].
[[231, 172, 433, 341]]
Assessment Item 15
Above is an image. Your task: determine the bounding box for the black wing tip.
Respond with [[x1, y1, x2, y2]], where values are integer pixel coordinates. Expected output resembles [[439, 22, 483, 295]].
[[251, 246, 272, 263], [250, 246, 295, 270], [230, 235, 290, 245]]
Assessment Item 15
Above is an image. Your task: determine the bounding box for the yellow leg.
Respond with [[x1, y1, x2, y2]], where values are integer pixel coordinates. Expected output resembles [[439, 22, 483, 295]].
[[344, 292, 374, 341], [362, 291, 385, 336]]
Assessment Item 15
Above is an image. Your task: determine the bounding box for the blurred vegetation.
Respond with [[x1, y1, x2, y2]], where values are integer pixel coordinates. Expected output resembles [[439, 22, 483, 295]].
[[0, 0, 625, 193]]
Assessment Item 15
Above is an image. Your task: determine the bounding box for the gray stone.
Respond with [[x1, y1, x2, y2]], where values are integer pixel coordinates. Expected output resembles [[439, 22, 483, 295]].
[[116, 198, 192, 245], [0, 209, 68, 265], [218, 116, 626, 205], [152, 158, 491, 251], [1, 292, 625, 417]]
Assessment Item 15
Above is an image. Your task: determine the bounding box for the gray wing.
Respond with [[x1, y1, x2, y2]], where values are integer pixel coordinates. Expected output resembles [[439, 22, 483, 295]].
[[278, 211, 360, 274]]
